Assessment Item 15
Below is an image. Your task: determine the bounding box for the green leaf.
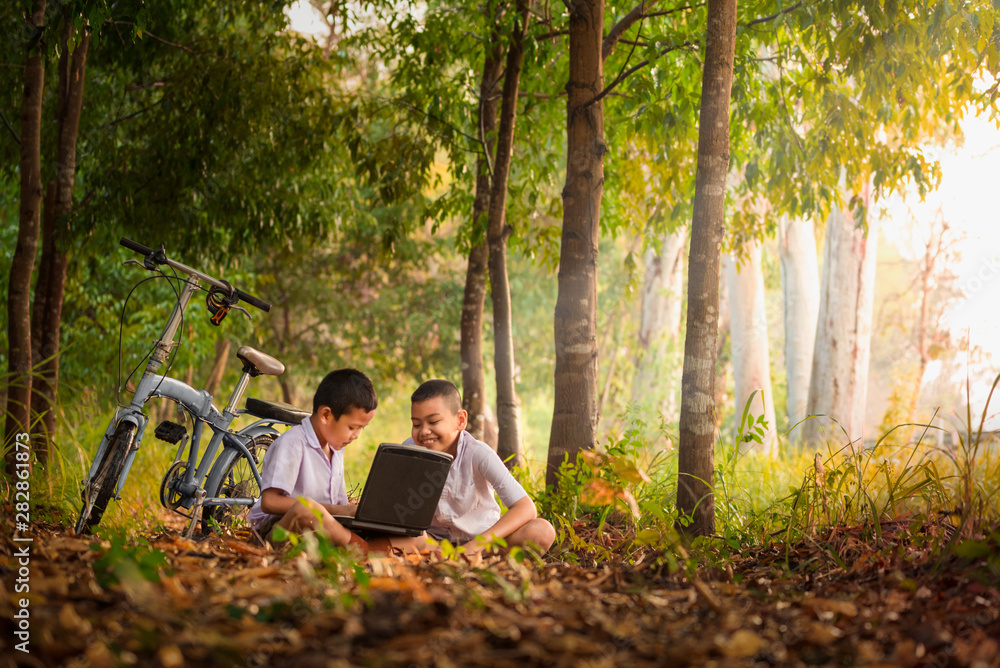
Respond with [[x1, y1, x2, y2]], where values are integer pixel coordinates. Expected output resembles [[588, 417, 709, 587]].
[[635, 529, 661, 546], [952, 540, 992, 560]]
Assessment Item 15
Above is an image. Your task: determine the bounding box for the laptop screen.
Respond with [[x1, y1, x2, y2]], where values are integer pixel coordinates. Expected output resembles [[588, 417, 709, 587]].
[[355, 444, 453, 529]]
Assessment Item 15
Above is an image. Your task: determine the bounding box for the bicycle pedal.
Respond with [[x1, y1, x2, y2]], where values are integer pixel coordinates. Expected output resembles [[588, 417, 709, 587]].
[[154, 420, 187, 444]]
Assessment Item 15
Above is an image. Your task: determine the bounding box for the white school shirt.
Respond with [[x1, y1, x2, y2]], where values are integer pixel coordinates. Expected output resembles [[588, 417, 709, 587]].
[[404, 430, 528, 544], [247, 416, 349, 528]]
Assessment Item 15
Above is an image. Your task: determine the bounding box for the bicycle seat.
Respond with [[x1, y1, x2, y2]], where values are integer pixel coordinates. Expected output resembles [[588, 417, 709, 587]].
[[245, 398, 311, 423], [236, 346, 285, 376]]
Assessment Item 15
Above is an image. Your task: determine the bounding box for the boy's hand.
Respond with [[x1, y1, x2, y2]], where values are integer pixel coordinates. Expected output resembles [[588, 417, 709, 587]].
[[323, 503, 358, 517], [462, 539, 488, 556]]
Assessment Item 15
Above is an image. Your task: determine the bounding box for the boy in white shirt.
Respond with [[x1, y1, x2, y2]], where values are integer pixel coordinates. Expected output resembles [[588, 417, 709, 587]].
[[401, 379, 555, 555], [248, 368, 392, 554]]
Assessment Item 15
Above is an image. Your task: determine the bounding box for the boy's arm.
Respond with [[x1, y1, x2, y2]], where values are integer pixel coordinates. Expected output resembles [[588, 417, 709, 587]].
[[260, 487, 298, 516], [261, 489, 357, 518], [463, 496, 536, 552]]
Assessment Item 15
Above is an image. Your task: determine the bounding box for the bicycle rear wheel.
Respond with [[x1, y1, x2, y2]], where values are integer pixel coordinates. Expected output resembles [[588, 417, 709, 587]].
[[201, 433, 274, 535], [75, 421, 136, 535]]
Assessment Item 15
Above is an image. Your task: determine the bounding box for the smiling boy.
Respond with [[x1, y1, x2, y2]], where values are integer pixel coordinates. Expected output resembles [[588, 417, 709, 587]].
[[247, 368, 391, 553], [403, 379, 555, 555]]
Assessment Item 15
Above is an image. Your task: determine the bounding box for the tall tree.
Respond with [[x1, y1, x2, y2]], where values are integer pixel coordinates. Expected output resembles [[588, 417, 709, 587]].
[[804, 195, 878, 449], [632, 227, 685, 419], [676, 0, 737, 536], [487, 0, 532, 468], [460, 40, 502, 446], [779, 215, 819, 436], [724, 241, 776, 455], [911, 213, 959, 389], [546, 0, 605, 484], [30, 10, 90, 464], [4, 0, 46, 474]]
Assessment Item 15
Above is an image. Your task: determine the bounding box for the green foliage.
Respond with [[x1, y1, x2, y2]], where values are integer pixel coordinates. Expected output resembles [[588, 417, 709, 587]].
[[249, 235, 466, 398], [531, 377, 1000, 573], [951, 530, 1000, 579], [273, 523, 371, 606], [90, 529, 170, 587], [733, 0, 1000, 234]]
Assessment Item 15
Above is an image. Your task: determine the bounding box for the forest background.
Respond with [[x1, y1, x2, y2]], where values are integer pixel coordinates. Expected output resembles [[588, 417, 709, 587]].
[[2, 0, 999, 534]]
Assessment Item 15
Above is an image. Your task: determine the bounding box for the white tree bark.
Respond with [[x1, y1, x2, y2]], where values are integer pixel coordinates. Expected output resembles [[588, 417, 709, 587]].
[[804, 200, 879, 449], [779, 216, 820, 437], [725, 241, 777, 456], [632, 227, 685, 417]]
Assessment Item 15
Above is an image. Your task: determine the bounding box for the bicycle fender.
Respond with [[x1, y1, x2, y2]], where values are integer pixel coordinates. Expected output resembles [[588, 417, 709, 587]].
[[203, 433, 265, 502], [237, 423, 281, 442]]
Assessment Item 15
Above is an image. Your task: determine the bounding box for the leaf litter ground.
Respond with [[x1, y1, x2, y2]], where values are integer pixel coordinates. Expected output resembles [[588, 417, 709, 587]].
[[1, 509, 998, 668]]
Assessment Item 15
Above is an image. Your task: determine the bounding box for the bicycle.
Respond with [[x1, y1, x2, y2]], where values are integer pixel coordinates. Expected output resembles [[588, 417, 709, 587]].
[[74, 238, 309, 538]]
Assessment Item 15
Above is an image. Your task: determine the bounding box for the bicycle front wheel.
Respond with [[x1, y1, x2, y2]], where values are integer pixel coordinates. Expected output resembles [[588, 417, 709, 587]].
[[201, 433, 273, 536], [75, 421, 136, 535]]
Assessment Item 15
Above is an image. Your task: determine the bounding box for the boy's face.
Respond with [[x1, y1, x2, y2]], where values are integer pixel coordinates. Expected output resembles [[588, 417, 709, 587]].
[[314, 405, 375, 451], [410, 396, 467, 454]]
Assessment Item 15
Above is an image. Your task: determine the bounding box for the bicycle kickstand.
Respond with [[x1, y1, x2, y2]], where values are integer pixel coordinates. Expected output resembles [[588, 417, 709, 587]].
[[185, 489, 206, 540]]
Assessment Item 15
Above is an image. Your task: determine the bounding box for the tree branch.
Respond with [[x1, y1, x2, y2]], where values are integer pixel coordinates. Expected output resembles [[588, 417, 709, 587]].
[[744, 1, 802, 29], [125, 81, 166, 93], [587, 40, 696, 110], [0, 110, 20, 145], [603, 0, 653, 62], [518, 91, 566, 99], [107, 20, 198, 56], [101, 99, 166, 128], [644, 2, 701, 18], [604, 0, 700, 59], [77, 187, 97, 210], [534, 28, 568, 41], [393, 99, 485, 154]]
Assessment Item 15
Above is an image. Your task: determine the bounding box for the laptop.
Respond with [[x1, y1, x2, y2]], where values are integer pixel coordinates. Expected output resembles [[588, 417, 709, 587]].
[[334, 443, 453, 537]]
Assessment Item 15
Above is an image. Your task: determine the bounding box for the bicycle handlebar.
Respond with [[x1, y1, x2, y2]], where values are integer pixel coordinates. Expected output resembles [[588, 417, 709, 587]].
[[120, 238, 155, 256], [119, 237, 271, 313]]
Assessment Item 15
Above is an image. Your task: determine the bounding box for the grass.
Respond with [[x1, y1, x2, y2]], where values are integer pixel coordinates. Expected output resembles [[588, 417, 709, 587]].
[[5, 373, 999, 569], [527, 378, 1000, 570]]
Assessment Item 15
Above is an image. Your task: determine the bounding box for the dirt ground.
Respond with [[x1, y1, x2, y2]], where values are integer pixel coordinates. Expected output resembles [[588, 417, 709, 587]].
[[1, 512, 998, 668]]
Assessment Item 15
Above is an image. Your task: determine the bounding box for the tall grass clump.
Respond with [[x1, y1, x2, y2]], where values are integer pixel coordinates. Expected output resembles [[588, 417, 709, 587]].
[[534, 376, 1000, 570], [46, 396, 178, 536]]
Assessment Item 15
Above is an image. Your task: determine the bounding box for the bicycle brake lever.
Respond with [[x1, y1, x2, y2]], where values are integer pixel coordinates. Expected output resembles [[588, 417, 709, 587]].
[[230, 304, 253, 320], [122, 259, 147, 269]]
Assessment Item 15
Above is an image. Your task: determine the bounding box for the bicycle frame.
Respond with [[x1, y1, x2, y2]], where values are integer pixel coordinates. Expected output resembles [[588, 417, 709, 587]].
[[80, 260, 292, 524]]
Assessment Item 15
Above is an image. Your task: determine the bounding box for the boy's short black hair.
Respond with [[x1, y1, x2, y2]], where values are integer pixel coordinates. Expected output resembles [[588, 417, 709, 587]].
[[314, 368, 378, 418], [411, 379, 462, 415]]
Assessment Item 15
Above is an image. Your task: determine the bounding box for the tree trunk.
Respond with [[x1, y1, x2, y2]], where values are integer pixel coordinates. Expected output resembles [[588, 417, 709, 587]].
[[632, 227, 685, 418], [804, 194, 878, 450], [4, 0, 46, 474], [725, 242, 776, 456], [277, 305, 297, 406], [29, 16, 90, 465], [279, 378, 295, 407], [488, 0, 530, 469], [460, 36, 503, 449], [546, 0, 605, 486], [31, 181, 57, 368], [204, 338, 231, 398], [715, 260, 731, 412], [778, 216, 819, 437], [676, 0, 737, 536]]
